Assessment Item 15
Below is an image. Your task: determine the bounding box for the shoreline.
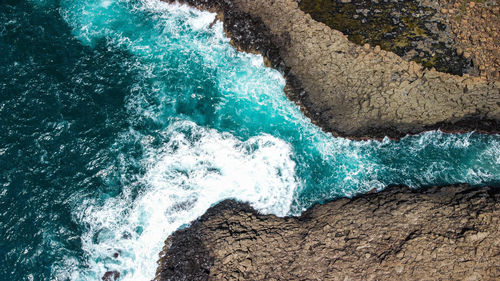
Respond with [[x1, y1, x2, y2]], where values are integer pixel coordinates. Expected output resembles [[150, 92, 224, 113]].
[[155, 184, 500, 280], [163, 0, 500, 140], [150, 3, 500, 280]]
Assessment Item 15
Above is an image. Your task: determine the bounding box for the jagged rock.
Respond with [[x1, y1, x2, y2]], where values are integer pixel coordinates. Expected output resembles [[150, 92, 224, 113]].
[[155, 185, 500, 280], [163, 0, 500, 139]]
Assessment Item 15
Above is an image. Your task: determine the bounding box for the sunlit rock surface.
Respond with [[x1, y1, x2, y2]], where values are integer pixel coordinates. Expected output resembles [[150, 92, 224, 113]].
[[156, 185, 500, 280]]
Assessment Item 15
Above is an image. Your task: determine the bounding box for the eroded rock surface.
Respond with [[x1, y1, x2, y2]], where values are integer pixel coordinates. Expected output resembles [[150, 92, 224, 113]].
[[298, 0, 472, 76], [438, 0, 500, 81], [165, 0, 500, 138], [155, 185, 500, 280]]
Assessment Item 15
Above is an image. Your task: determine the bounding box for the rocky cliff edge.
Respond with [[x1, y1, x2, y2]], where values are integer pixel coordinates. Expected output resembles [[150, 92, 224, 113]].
[[165, 0, 500, 138], [155, 185, 499, 281]]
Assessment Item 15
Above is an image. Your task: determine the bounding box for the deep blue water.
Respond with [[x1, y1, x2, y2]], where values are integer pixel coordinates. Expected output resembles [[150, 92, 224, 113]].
[[0, 0, 498, 280]]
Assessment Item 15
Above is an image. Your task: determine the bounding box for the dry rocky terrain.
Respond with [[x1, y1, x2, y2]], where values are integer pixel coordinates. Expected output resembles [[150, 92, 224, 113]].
[[438, 0, 499, 81], [155, 185, 500, 280], [297, 0, 500, 81]]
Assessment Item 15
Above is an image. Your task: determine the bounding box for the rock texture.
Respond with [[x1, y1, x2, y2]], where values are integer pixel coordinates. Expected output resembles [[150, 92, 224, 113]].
[[165, 0, 500, 138], [155, 185, 500, 280], [438, 0, 500, 81], [299, 0, 473, 76], [298, 0, 500, 82]]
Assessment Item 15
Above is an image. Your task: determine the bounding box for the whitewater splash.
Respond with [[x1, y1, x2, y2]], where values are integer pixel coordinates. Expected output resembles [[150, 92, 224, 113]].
[[51, 1, 299, 279], [62, 121, 297, 280], [45, 0, 500, 280]]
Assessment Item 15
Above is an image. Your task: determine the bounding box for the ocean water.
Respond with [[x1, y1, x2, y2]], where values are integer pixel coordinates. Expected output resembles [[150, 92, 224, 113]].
[[0, 0, 498, 280]]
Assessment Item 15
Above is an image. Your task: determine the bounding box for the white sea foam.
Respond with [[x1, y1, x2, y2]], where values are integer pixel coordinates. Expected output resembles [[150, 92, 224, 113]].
[[52, 0, 500, 280], [65, 121, 298, 280], [53, 0, 301, 279]]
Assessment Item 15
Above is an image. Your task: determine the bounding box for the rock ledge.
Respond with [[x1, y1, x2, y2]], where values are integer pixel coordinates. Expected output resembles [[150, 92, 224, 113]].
[[155, 185, 499, 280]]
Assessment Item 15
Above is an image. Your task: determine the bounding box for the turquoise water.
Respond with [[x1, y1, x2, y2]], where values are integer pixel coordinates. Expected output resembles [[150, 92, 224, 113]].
[[0, 0, 498, 280]]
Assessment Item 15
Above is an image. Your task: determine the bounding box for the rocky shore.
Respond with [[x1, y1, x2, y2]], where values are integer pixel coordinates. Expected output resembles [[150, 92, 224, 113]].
[[155, 185, 499, 280], [299, 0, 473, 76], [164, 0, 500, 138], [151, 2, 500, 281]]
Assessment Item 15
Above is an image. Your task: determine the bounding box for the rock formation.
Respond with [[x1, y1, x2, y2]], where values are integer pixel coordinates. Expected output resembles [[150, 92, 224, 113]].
[[164, 0, 500, 138], [155, 185, 500, 280], [437, 0, 499, 81], [298, 0, 500, 81], [298, 0, 473, 76]]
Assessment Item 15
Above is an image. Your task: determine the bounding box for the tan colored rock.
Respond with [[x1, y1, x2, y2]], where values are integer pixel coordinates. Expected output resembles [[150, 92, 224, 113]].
[[155, 185, 500, 281], [438, 0, 500, 82]]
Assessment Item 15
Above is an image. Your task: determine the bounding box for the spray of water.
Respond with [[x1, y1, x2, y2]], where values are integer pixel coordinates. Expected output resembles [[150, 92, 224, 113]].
[[48, 0, 499, 279]]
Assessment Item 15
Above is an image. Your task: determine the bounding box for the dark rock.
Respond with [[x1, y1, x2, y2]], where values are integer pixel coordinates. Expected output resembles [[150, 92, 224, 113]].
[[102, 270, 120, 281], [155, 185, 500, 280]]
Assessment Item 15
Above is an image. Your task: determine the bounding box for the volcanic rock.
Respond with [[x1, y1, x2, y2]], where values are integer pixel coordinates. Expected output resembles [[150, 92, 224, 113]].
[[155, 185, 500, 280]]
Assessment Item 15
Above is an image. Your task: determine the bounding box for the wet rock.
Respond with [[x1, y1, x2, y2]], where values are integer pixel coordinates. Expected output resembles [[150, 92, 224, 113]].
[[155, 185, 500, 280], [102, 271, 120, 281]]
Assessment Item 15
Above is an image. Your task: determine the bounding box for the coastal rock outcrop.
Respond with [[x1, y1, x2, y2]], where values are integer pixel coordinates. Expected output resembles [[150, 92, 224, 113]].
[[298, 0, 500, 81], [155, 185, 500, 280], [165, 0, 500, 138]]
